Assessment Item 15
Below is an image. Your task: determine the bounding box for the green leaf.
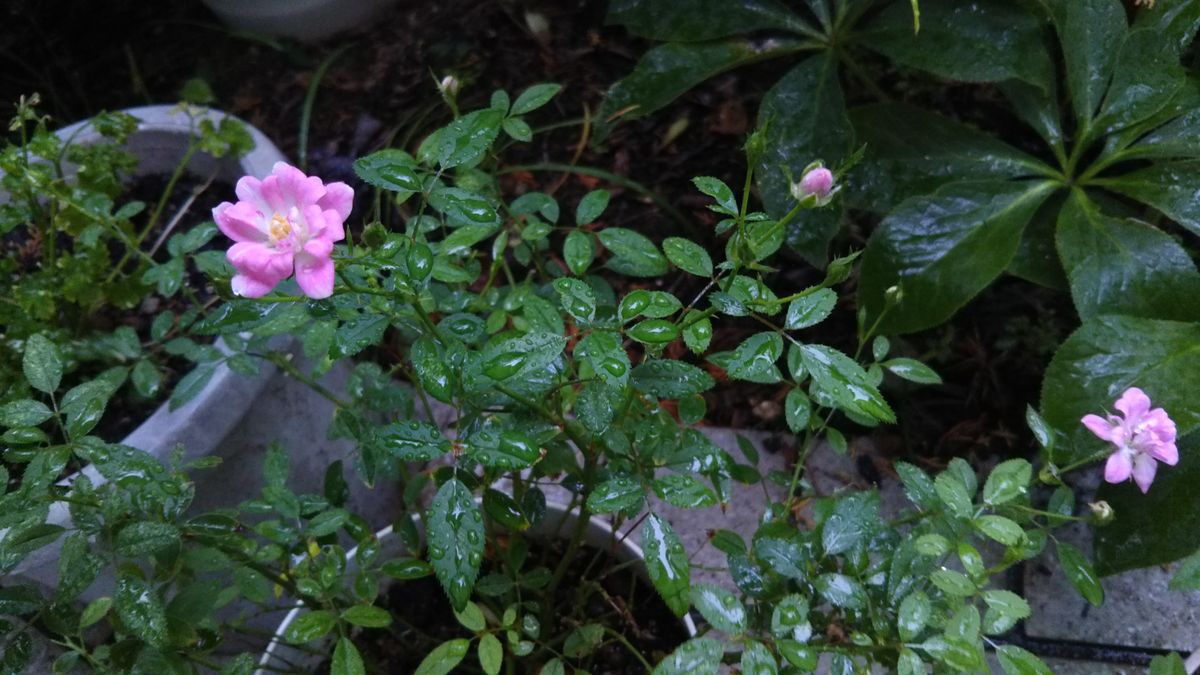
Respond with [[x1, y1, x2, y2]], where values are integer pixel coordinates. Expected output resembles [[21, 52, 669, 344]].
[[982, 589, 1031, 631], [652, 637, 723, 675], [588, 475, 644, 514], [983, 459, 1032, 506], [929, 569, 976, 597], [996, 644, 1053, 675], [882, 358, 942, 385], [1056, 193, 1200, 321], [598, 228, 669, 277], [23, 334, 62, 393], [682, 312, 712, 354], [418, 108, 503, 169], [769, 595, 811, 641], [725, 332, 783, 384], [477, 633, 503, 675], [1048, 0, 1127, 125], [934, 472, 973, 518], [171, 363, 218, 410], [553, 278, 597, 322], [799, 344, 894, 422], [575, 189, 610, 226], [377, 420, 451, 462], [427, 479, 484, 612], [0, 400, 53, 427], [1104, 160, 1200, 238], [1041, 316, 1200, 460], [576, 330, 630, 387], [897, 649, 925, 675], [429, 187, 501, 229], [511, 83, 561, 116], [465, 429, 541, 471], [596, 38, 802, 141], [1169, 548, 1200, 591], [689, 584, 746, 634], [642, 513, 690, 616], [1149, 653, 1189, 675], [859, 180, 1056, 334], [115, 522, 181, 556], [663, 237, 713, 277], [331, 638, 366, 675], [821, 490, 879, 556], [1096, 432, 1200, 574], [79, 596, 112, 629], [653, 474, 718, 509], [414, 639, 470, 675], [453, 601, 486, 631], [56, 534, 102, 602], [814, 573, 867, 609], [627, 319, 679, 344], [847, 103, 1048, 212], [1095, 27, 1189, 136], [563, 231, 595, 275], [863, 0, 1052, 89], [381, 557, 434, 580], [131, 360, 162, 398], [1057, 542, 1104, 606], [606, 0, 808, 41], [631, 360, 715, 398], [897, 591, 930, 641], [564, 624, 604, 658], [285, 610, 337, 643], [755, 54, 851, 266], [341, 605, 392, 628], [691, 176, 738, 215], [354, 149, 422, 193], [115, 575, 168, 648], [784, 388, 811, 433], [785, 288, 836, 330], [974, 515, 1025, 546], [739, 640, 778, 675]]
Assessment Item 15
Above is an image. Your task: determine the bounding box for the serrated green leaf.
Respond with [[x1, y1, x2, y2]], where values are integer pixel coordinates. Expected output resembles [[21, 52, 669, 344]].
[[1058, 542, 1104, 606], [663, 237, 713, 276], [427, 479, 484, 612], [23, 334, 62, 394], [642, 513, 690, 616], [331, 637, 366, 675], [689, 584, 746, 633], [785, 288, 836, 330], [414, 639, 470, 675], [598, 228, 668, 277], [652, 637, 723, 675]]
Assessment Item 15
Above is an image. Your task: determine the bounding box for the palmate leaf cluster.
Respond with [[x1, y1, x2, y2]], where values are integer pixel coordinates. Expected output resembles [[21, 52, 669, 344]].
[[602, 0, 1200, 575]]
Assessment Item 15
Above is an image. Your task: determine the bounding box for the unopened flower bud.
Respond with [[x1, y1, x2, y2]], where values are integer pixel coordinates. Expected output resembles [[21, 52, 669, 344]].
[[799, 166, 834, 198], [884, 284, 903, 307], [362, 221, 387, 249], [1038, 464, 1061, 485], [1088, 500, 1115, 525], [438, 75, 460, 98]]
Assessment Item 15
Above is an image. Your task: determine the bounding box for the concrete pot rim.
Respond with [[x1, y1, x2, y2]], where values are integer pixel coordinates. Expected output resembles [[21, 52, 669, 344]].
[[200, 0, 396, 42], [256, 499, 698, 673], [6, 105, 288, 585]]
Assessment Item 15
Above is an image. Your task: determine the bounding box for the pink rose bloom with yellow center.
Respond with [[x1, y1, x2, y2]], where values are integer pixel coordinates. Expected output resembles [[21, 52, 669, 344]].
[[1081, 387, 1178, 493], [213, 162, 353, 299]]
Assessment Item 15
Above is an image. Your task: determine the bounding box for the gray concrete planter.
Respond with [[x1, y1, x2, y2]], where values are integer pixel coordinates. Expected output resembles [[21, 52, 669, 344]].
[[256, 499, 697, 673], [10, 105, 287, 589], [201, 0, 396, 42]]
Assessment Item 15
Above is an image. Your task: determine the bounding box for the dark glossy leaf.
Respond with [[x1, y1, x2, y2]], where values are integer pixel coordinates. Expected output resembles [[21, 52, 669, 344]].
[[115, 522, 181, 557], [576, 330, 630, 387], [511, 83, 562, 115], [663, 237, 713, 277], [1047, 0, 1127, 125], [331, 637, 366, 675], [1057, 192, 1200, 321], [1096, 433, 1200, 574], [563, 231, 595, 275], [653, 474, 718, 509], [983, 459, 1032, 506], [689, 584, 746, 633], [354, 149, 422, 193], [377, 420, 451, 462], [652, 637, 723, 674], [587, 474, 644, 514], [418, 108, 503, 169], [1058, 542, 1104, 605], [596, 38, 803, 141], [821, 490, 879, 556], [598, 228, 669, 277], [785, 288, 836, 330], [465, 428, 540, 470], [815, 573, 867, 609], [996, 644, 1053, 675], [631, 360, 715, 398], [740, 640, 778, 675], [642, 513, 690, 616], [606, 0, 809, 41], [863, 0, 1052, 89], [414, 639, 469, 675], [756, 54, 851, 266], [848, 103, 1048, 212], [115, 575, 168, 648], [1104, 160, 1200, 237], [427, 479, 484, 612], [429, 187, 501, 229], [1041, 316, 1200, 459], [859, 180, 1056, 334], [575, 189, 610, 226], [1095, 27, 1189, 136], [799, 344, 894, 422]]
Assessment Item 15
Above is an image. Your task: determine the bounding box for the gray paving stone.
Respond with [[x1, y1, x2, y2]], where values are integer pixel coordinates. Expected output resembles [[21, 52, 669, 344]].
[[1023, 473, 1200, 653]]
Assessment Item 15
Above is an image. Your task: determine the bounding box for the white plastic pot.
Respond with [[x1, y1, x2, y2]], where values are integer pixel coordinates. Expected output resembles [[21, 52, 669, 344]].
[[256, 499, 698, 672], [201, 0, 396, 42]]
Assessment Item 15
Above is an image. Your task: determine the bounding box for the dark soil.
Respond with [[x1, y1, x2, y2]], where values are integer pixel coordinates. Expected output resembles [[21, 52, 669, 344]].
[[325, 538, 690, 673], [0, 0, 1075, 467]]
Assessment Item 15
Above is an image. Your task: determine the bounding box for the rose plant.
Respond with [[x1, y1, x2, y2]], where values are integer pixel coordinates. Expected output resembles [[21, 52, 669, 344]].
[[0, 78, 1191, 674]]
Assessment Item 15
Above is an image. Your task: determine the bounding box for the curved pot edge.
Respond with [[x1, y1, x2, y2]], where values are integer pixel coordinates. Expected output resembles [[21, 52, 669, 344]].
[[256, 500, 698, 673]]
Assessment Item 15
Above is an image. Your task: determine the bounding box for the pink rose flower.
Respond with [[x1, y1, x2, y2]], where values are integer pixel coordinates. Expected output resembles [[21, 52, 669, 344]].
[[213, 162, 352, 299], [1082, 387, 1178, 493], [798, 166, 834, 199]]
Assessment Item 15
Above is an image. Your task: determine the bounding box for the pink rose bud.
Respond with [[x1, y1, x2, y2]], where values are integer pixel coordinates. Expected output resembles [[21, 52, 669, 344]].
[[798, 167, 834, 199], [213, 162, 352, 299], [1081, 387, 1178, 493]]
